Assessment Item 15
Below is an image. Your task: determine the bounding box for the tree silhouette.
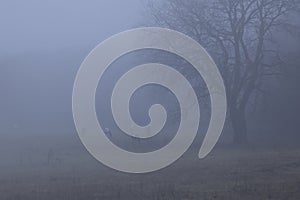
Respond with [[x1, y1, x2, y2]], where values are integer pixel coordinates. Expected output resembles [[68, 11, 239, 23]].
[[147, 0, 299, 144]]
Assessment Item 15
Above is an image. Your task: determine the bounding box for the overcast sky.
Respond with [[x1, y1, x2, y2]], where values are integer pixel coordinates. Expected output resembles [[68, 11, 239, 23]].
[[0, 0, 144, 56], [1, 0, 145, 134]]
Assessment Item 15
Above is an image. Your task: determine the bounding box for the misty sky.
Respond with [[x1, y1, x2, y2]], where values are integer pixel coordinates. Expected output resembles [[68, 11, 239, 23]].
[[0, 0, 143, 56], [1, 0, 145, 134]]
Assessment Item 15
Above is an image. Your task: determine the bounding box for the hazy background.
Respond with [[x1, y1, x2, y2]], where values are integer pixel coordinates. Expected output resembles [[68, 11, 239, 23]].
[[1, 0, 300, 199], [1, 0, 144, 135]]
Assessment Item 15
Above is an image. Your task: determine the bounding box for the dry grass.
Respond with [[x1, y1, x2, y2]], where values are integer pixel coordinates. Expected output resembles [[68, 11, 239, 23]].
[[0, 134, 299, 200]]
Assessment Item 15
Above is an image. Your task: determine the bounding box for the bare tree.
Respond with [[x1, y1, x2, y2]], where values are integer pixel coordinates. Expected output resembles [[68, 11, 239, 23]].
[[147, 0, 298, 144]]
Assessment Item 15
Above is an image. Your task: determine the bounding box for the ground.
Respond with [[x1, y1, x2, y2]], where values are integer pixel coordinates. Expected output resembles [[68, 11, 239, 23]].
[[0, 133, 299, 200]]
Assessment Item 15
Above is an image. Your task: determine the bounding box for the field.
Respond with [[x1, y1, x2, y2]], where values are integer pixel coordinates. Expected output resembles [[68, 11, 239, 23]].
[[1, 133, 300, 200]]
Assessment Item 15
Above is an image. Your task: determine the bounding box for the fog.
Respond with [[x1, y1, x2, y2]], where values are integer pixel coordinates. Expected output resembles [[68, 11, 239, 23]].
[[1, 0, 300, 199], [1, 0, 143, 134]]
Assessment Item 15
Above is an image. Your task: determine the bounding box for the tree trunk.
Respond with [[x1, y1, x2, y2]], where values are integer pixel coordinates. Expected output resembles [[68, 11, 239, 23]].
[[230, 107, 248, 145]]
